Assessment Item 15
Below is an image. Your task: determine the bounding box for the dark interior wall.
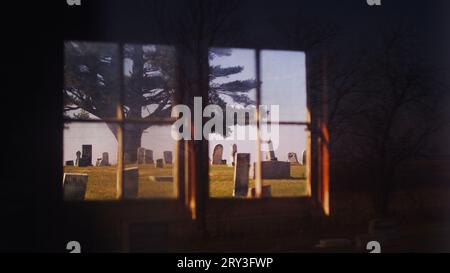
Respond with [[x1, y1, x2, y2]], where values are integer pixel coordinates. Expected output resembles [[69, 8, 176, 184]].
[[2, 0, 448, 252]]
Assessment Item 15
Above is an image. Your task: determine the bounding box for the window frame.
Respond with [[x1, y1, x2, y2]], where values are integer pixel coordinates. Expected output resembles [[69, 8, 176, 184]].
[[62, 41, 329, 217]]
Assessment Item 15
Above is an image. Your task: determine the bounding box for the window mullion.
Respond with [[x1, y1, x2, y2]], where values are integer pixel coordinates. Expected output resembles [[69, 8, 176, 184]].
[[116, 42, 125, 200]]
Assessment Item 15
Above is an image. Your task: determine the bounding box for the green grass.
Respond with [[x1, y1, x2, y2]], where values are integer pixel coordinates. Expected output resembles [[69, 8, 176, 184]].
[[64, 163, 308, 200], [209, 164, 307, 198]]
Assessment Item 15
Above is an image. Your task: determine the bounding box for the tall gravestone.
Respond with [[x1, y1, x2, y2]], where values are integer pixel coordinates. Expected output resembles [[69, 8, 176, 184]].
[[75, 151, 81, 167], [137, 147, 146, 164], [233, 153, 250, 197], [212, 144, 224, 165], [63, 173, 88, 200], [123, 167, 139, 199], [144, 149, 154, 164], [265, 140, 277, 161], [80, 145, 93, 166], [163, 151, 172, 164], [100, 152, 110, 166]]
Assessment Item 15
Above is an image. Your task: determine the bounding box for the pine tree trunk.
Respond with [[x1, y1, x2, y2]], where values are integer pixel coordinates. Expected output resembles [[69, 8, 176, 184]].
[[124, 125, 144, 164], [106, 123, 144, 164]]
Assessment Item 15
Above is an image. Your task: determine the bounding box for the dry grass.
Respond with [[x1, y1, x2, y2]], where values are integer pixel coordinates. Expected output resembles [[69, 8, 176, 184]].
[[64, 164, 308, 200]]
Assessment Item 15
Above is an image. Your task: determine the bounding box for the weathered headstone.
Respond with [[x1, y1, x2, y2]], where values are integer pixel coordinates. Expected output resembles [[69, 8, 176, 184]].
[[75, 151, 81, 166], [247, 185, 272, 197], [288, 152, 299, 164], [233, 153, 250, 197], [253, 161, 291, 179], [80, 145, 93, 166], [212, 144, 224, 165], [301, 150, 307, 166], [65, 160, 74, 166], [123, 167, 139, 199], [63, 173, 88, 200], [137, 147, 146, 164], [144, 149, 154, 164], [265, 140, 277, 161], [100, 152, 110, 166], [229, 144, 237, 166], [155, 159, 164, 168], [163, 151, 173, 164]]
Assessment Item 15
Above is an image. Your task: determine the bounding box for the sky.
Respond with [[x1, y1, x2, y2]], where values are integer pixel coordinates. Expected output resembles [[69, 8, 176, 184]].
[[64, 48, 307, 165]]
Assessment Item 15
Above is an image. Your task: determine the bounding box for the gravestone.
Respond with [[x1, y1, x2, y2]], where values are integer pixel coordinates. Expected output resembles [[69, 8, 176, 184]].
[[253, 161, 291, 179], [63, 173, 88, 201], [212, 144, 224, 165], [80, 145, 93, 167], [144, 149, 154, 164], [137, 147, 146, 164], [75, 151, 81, 166], [301, 150, 307, 166], [155, 159, 164, 168], [288, 152, 299, 164], [65, 160, 74, 166], [95, 158, 102, 167], [123, 167, 139, 199], [229, 144, 237, 166], [247, 185, 272, 197], [233, 153, 250, 197], [163, 151, 173, 164], [100, 152, 110, 166], [265, 140, 277, 161]]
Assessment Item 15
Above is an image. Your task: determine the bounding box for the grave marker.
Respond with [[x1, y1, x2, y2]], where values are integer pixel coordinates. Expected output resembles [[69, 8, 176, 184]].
[[288, 152, 299, 164], [137, 147, 146, 164], [212, 144, 224, 165], [100, 152, 110, 166], [123, 167, 139, 199], [155, 159, 164, 168], [80, 145, 93, 167], [233, 153, 250, 197], [75, 151, 81, 166], [65, 160, 74, 166], [163, 151, 173, 164], [63, 173, 88, 201], [144, 149, 154, 164]]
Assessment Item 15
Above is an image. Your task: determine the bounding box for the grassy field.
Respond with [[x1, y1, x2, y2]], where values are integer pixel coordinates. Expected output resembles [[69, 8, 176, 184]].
[[64, 164, 308, 200]]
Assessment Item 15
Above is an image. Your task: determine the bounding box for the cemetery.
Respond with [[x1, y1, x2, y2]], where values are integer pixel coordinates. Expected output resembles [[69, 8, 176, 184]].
[[63, 145, 308, 200]]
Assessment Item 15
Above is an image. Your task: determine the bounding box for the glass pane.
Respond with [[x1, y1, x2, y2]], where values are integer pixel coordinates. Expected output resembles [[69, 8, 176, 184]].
[[123, 124, 176, 199], [63, 122, 119, 200], [123, 44, 176, 121], [208, 48, 258, 198], [64, 41, 120, 120], [259, 125, 308, 197], [209, 48, 256, 108], [261, 50, 307, 122]]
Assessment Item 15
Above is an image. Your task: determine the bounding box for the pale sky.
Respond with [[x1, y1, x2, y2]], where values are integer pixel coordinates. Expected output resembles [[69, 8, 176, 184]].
[[64, 48, 307, 165]]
